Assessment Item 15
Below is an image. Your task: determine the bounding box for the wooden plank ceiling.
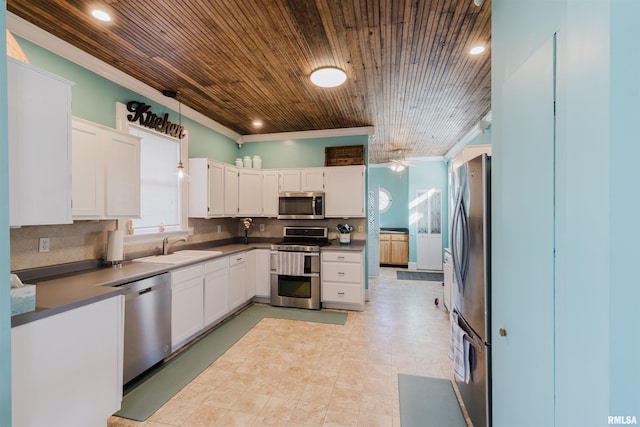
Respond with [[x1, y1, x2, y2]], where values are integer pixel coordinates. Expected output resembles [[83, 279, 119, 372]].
[[8, 0, 491, 163]]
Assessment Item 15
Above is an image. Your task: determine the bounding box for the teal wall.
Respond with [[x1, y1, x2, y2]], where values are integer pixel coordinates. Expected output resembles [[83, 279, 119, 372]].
[[15, 37, 239, 164], [609, 0, 640, 417], [369, 167, 409, 228], [1, 6, 12, 425], [469, 126, 491, 146], [408, 161, 448, 264], [236, 135, 368, 168], [493, 0, 639, 425]]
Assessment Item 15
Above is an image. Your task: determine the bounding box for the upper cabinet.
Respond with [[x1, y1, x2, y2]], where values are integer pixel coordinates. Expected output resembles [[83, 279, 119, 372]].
[[224, 165, 239, 217], [71, 118, 140, 220], [324, 165, 366, 218], [262, 170, 279, 217], [238, 169, 263, 216], [189, 158, 224, 218], [8, 58, 74, 227], [278, 169, 324, 192]]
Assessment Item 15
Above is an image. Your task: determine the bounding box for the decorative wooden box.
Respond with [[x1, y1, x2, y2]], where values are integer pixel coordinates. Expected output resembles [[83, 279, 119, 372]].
[[324, 145, 365, 166]]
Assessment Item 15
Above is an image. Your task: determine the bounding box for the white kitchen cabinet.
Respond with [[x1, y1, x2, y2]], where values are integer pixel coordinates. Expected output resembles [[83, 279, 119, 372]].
[[254, 249, 271, 299], [244, 250, 256, 300], [224, 165, 239, 216], [279, 169, 301, 192], [324, 165, 366, 218], [8, 57, 73, 227], [204, 257, 229, 326], [228, 252, 247, 310], [12, 296, 124, 427], [301, 169, 324, 191], [189, 158, 225, 217], [279, 168, 324, 192], [171, 264, 205, 351], [262, 170, 279, 216], [239, 169, 263, 216], [321, 250, 365, 311], [71, 117, 141, 219]]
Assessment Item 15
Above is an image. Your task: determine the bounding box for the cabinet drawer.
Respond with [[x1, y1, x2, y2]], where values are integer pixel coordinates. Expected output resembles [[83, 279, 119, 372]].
[[322, 283, 361, 304], [171, 264, 204, 284], [391, 233, 408, 241], [322, 262, 361, 283], [322, 251, 361, 263], [379, 234, 391, 242], [229, 253, 246, 266], [204, 257, 228, 273]]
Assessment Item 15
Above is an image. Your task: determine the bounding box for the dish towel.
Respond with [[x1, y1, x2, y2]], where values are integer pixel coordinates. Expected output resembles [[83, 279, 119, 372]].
[[449, 311, 471, 383], [277, 251, 305, 276]]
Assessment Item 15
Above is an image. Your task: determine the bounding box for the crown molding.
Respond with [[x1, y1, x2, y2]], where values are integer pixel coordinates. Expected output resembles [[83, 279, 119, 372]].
[[6, 12, 241, 141], [445, 110, 492, 160]]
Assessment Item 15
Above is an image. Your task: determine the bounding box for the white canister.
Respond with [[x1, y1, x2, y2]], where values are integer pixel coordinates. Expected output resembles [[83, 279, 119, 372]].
[[235, 158, 243, 167], [243, 156, 252, 168], [339, 233, 351, 246], [252, 155, 262, 169]]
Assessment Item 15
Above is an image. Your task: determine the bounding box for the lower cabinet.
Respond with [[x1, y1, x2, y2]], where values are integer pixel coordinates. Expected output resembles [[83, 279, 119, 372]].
[[204, 257, 229, 326], [254, 249, 271, 300], [321, 250, 365, 311], [228, 252, 247, 311], [12, 296, 124, 427], [379, 233, 409, 266], [171, 264, 205, 351]]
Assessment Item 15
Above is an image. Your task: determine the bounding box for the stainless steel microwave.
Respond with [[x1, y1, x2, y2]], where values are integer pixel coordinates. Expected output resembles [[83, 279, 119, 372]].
[[278, 192, 324, 219]]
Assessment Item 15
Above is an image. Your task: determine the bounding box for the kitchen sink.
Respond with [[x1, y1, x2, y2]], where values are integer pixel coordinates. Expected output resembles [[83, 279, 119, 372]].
[[133, 249, 222, 265]]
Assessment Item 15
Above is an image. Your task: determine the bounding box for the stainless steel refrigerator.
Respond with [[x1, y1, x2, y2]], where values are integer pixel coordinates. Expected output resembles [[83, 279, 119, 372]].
[[450, 154, 491, 427]]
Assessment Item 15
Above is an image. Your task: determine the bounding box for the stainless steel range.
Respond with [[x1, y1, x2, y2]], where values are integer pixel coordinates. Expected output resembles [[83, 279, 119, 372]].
[[270, 226, 330, 310]]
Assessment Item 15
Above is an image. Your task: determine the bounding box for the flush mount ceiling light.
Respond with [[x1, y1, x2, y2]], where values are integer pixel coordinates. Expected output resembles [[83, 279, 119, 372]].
[[91, 9, 111, 22], [470, 45, 486, 55], [310, 67, 347, 88], [252, 120, 263, 128]]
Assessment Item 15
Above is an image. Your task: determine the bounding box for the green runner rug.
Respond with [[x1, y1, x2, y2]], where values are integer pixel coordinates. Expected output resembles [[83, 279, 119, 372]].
[[398, 374, 467, 427], [115, 304, 347, 421]]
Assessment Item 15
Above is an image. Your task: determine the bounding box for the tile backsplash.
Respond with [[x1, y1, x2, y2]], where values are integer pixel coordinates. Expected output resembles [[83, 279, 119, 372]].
[[10, 217, 367, 272]]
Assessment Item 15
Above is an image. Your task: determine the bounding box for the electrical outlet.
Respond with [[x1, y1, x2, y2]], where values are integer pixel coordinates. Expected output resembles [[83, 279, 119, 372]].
[[357, 225, 364, 233], [39, 238, 50, 253], [259, 224, 265, 232], [217, 225, 222, 233]]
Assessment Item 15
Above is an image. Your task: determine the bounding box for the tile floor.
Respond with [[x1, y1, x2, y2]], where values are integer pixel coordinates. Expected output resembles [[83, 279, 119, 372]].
[[108, 268, 467, 426]]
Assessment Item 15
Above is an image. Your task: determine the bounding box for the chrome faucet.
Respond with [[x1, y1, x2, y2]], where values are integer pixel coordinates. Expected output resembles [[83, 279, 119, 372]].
[[162, 236, 187, 255]]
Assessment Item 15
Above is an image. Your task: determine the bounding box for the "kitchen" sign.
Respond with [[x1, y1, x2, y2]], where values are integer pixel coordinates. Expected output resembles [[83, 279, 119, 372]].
[[126, 101, 185, 139]]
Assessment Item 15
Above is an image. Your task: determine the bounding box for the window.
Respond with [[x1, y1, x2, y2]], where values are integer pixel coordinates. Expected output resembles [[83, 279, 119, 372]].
[[379, 187, 392, 213], [129, 127, 182, 233], [116, 102, 189, 236]]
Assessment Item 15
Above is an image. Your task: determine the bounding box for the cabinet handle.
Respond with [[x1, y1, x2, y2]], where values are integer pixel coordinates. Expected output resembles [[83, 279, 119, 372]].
[[338, 292, 345, 296], [338, 272, 345, 276], [338, 256, 345, 260]]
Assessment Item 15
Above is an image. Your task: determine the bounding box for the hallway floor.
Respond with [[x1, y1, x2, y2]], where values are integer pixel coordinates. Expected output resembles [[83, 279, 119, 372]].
[[108, 268, 464, 426]]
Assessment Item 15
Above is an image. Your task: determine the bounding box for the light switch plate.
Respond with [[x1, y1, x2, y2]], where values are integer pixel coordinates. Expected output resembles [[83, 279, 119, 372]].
[[260, 224, 265, 232], [217, 225, 222, 233]]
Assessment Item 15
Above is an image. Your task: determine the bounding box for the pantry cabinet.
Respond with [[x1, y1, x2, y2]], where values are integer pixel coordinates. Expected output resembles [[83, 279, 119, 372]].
[[8, 57, 74, 227], [321, 249, 365, 311], [71, 118, 141, 219], [189, 158, 224, 218], [324, 165, 365, 218]]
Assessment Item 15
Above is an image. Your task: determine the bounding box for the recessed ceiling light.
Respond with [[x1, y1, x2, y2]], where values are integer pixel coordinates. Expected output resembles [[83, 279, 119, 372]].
[[470, 45, 486, 55], [252, 120, 263, 128], [91, 9, 112, 22], [310, 67, 347, 88]]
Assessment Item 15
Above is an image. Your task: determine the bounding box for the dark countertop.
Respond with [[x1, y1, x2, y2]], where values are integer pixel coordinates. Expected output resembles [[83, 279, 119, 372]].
[[380, 227, 409, 234], [11, 240, 364, 327]]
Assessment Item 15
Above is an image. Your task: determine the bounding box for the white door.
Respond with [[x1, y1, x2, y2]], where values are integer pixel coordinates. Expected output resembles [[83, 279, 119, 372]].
[[416, 188, 442, 270], [367, 186, 380, 277]]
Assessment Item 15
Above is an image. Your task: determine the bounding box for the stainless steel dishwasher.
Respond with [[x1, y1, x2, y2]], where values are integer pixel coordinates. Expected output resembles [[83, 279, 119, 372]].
[[115, 272, 171, 384]]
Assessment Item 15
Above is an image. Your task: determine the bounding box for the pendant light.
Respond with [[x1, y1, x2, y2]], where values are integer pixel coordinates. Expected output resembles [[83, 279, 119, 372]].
[[176, 91, 185, 179], [163, 89, 185, 179]]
